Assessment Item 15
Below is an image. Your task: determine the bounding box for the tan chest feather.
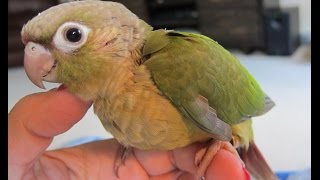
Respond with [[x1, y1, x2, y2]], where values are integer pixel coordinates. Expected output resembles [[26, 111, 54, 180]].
[[93, 66, 209, 150]]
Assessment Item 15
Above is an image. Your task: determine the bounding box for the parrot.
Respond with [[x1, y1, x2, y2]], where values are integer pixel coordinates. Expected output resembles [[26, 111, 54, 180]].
[[21, 1, 277, 179]]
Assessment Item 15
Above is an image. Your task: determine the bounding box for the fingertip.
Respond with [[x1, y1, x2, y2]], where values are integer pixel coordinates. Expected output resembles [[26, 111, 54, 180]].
[[205, 149, 248, 180], [53, 88, 92, 109], [11, 86, 92, 137], [48, 85, 92, 109]]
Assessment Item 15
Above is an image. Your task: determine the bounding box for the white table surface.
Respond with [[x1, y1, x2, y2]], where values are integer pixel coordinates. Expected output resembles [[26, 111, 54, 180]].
[[8, 54, 310, 172]]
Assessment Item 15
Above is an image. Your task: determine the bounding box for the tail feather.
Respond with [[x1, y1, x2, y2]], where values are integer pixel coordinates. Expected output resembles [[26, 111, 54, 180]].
[[239, 142, 278, 180]]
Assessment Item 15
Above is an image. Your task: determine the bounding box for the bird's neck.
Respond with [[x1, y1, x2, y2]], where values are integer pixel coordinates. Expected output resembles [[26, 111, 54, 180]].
[[98, 58, 137, 101]]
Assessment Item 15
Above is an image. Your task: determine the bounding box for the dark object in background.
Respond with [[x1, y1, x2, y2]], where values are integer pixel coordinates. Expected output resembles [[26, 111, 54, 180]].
[[144, 0, 300, 55], [264, 8, 300, 55], [8, 0, 57, 67], [8, 0, 301, 68], [146, 0, 198, 29], [197, 0, 267, 53], [143, 0, 273, 53], [111, 0, 149, 22]]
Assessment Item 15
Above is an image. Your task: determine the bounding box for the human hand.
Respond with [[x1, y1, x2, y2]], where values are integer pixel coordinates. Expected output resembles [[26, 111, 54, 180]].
[[8, 87, 249, 180]]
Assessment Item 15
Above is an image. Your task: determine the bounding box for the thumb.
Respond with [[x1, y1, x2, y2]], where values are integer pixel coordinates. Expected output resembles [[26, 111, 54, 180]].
[[9, 87, 91, 166]]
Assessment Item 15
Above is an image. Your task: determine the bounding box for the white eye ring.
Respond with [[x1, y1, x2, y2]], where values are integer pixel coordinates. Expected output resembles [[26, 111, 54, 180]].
[[53, 22, 91, 53]]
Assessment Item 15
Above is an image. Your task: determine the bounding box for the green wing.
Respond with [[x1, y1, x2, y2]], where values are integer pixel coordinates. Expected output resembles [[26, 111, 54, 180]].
[[142, 30, 274, 141]]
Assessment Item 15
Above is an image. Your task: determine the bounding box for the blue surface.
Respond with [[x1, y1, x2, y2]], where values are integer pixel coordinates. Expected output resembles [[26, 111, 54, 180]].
[[62, 136, 106, 148], [276, 169, 311, 180]]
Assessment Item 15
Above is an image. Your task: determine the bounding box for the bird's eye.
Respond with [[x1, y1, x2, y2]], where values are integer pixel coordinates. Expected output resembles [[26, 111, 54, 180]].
[[53, 22, 91, 53], [65, 28, 82, 43]]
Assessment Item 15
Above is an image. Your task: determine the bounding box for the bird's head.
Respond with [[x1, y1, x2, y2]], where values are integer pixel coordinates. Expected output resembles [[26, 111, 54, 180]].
[[22, 0, 151, 98]]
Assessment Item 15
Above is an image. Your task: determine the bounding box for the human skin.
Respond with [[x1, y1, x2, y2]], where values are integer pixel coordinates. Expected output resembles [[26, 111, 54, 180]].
[[8, 87, 249, 180]]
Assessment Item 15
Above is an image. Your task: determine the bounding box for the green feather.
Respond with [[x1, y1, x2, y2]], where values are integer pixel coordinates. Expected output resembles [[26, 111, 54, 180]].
[[143, 30, 270, 137]]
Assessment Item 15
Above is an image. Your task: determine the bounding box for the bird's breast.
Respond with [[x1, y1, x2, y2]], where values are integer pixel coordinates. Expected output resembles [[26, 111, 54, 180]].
[[94, 83, 210, 150]]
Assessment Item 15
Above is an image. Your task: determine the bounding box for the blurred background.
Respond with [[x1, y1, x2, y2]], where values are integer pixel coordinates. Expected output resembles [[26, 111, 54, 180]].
[[8, 0, 310, 179], [8, 0, 311, 66]]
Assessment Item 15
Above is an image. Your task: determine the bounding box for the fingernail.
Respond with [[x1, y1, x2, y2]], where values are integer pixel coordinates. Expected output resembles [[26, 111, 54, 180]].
[[243, 167, 251, 180], [57, 84, 66, 91]]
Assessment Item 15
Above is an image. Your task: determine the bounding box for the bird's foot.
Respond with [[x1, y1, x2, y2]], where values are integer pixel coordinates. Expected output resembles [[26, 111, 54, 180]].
[[114, 145, 132, 177], [194, 140, 244, 179]]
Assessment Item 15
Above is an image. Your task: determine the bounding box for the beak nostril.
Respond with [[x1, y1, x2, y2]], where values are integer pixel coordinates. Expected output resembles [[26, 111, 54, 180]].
[[31, 46, 36, 51]]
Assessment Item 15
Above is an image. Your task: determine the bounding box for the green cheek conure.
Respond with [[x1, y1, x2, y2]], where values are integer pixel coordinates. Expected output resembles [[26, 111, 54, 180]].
[[22, 1, 277, 179]]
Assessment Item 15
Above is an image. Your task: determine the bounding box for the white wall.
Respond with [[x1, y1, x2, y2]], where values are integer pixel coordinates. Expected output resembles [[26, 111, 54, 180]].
[[279, 0, 311, 43]]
